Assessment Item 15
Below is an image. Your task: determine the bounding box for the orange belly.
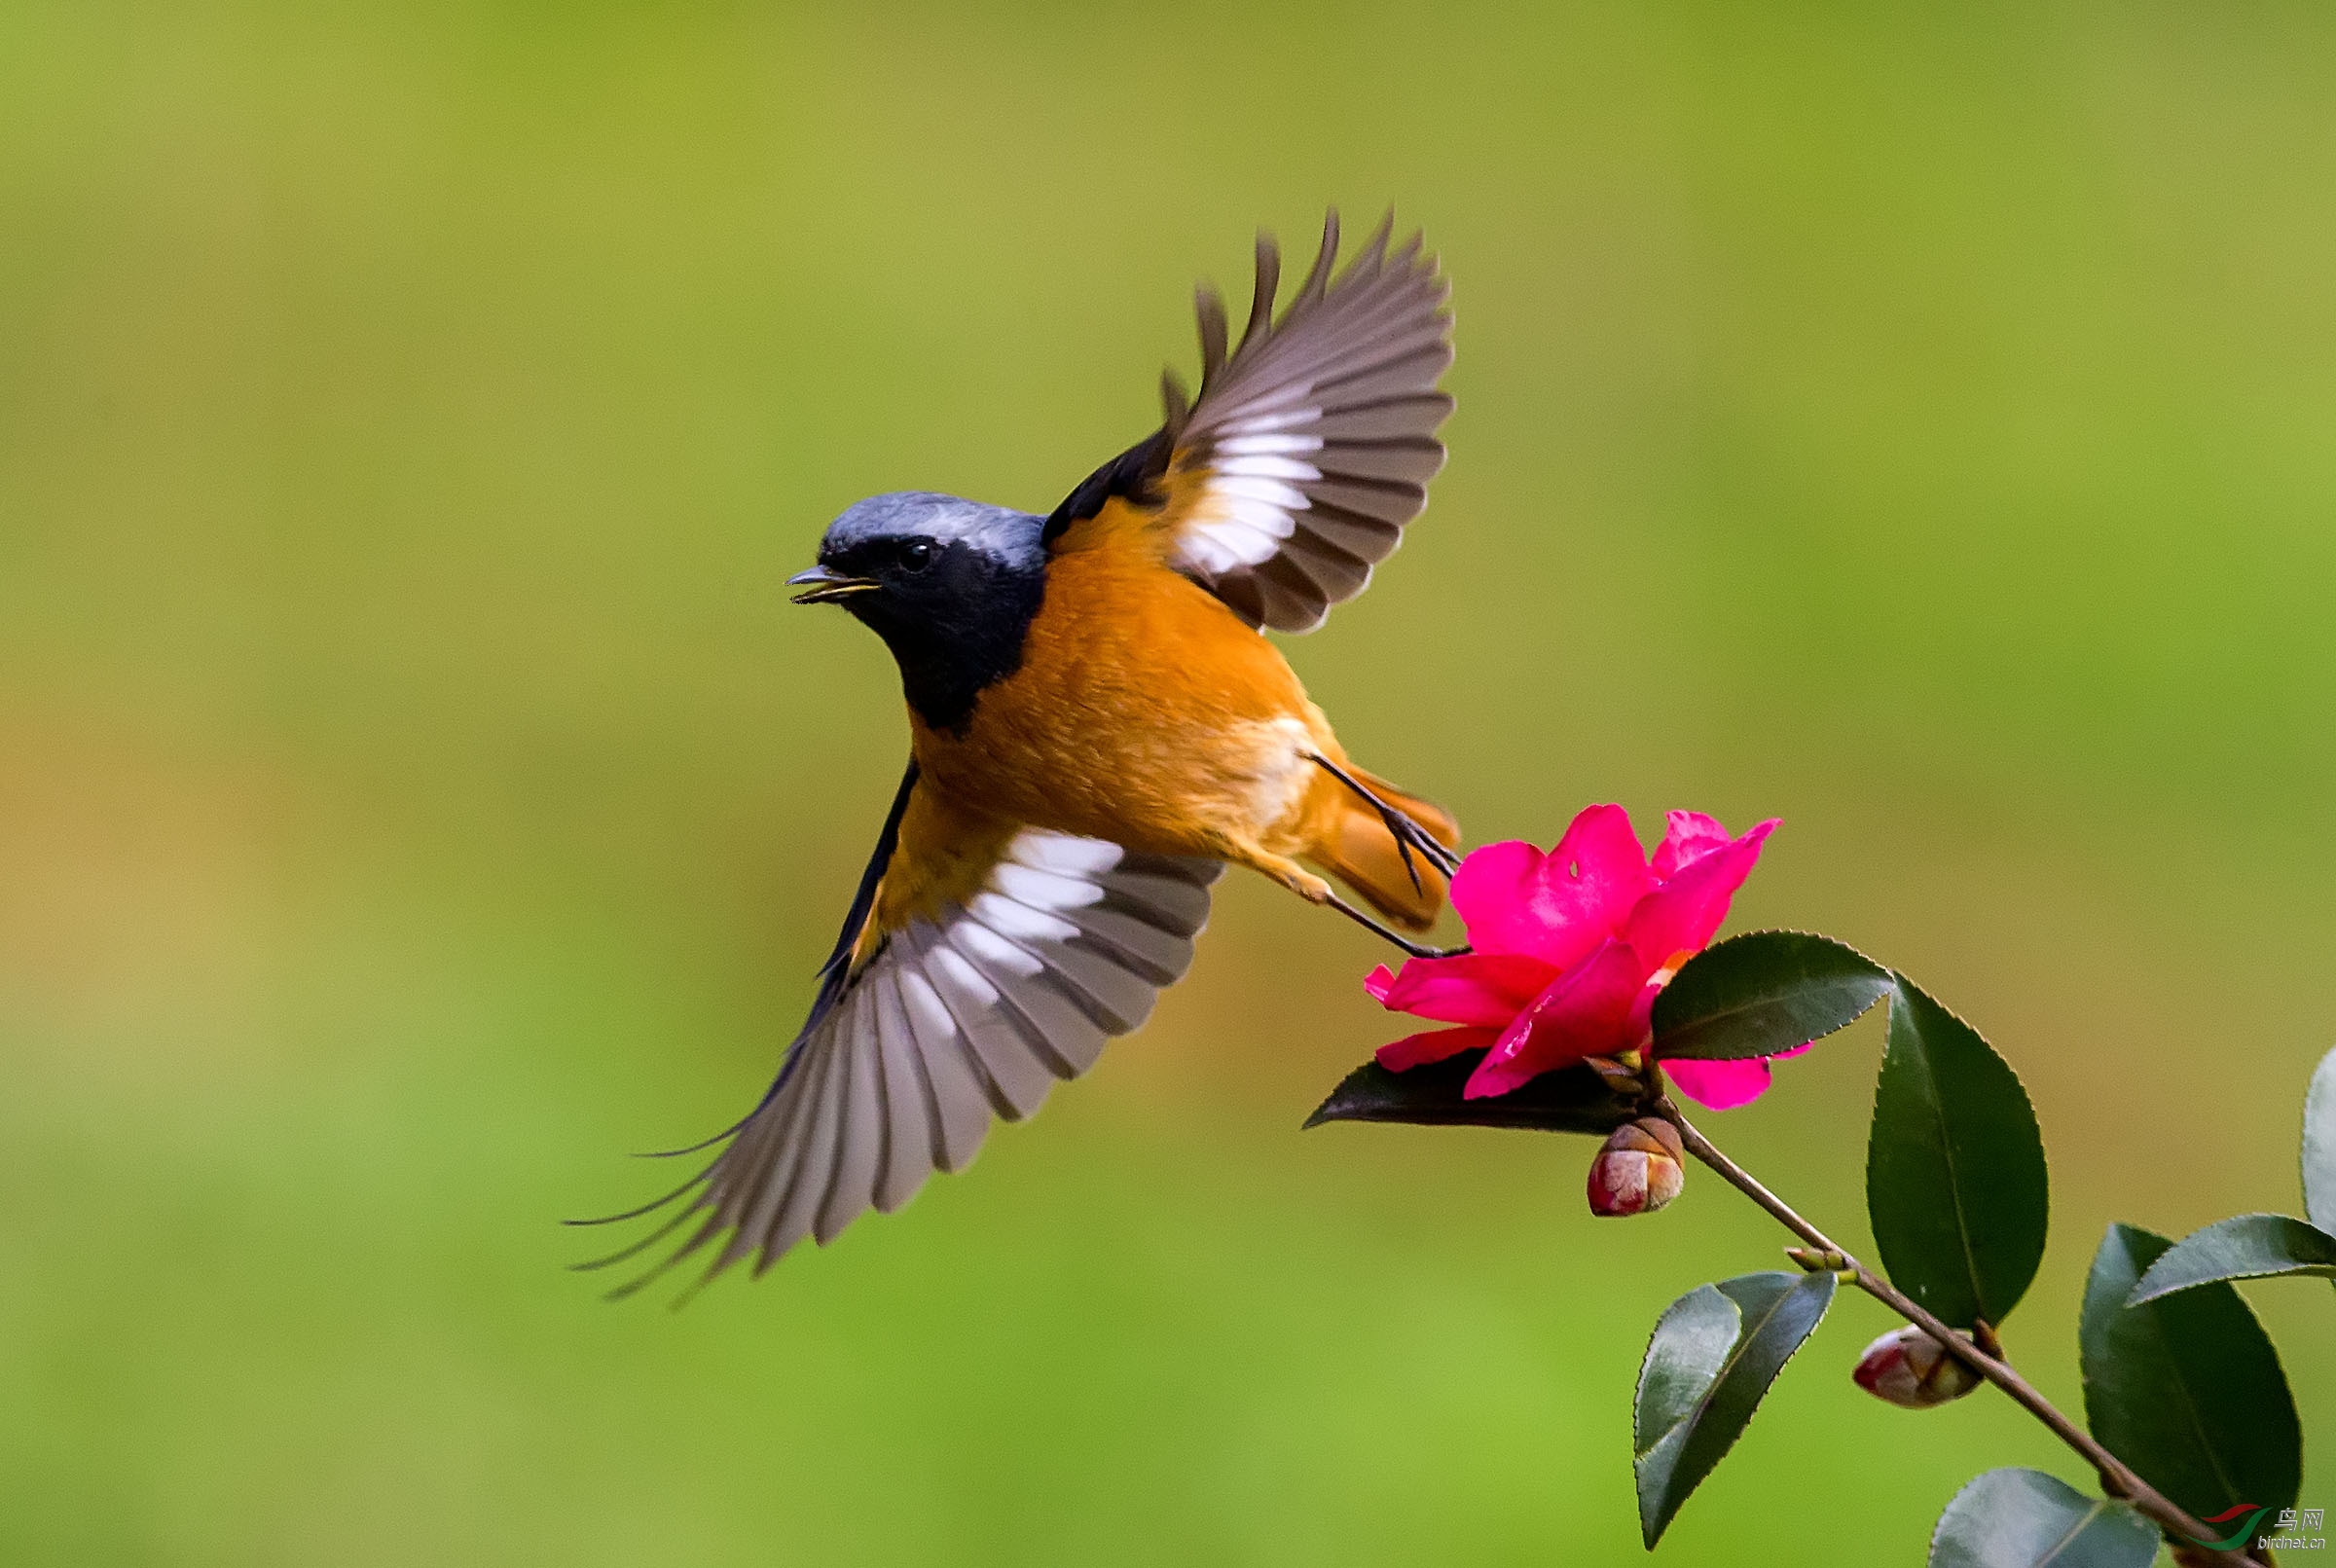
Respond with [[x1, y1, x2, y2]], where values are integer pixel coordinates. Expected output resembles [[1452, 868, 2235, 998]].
[[908, 542, 1334, 862]]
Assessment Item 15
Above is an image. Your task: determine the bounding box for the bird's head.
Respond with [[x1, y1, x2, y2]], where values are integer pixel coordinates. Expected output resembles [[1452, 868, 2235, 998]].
[[789, 492, 1048, 730]]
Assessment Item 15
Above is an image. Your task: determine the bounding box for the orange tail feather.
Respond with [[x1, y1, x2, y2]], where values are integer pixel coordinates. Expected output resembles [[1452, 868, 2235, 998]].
[[1309, 768, 1460, 933]]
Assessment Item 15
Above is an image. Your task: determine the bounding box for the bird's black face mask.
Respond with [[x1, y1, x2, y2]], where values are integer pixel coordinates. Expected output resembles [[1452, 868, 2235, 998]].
[[798, 534, 1046, 735]]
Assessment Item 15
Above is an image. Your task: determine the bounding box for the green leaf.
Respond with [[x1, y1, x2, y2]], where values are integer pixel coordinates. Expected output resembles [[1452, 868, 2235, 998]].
[[2306, 1042, 2336, 1233], [1302, 1053, 1635, 1136], [1927, 1469, 2159, 1568], [1651, 930, 1894, 1062], [2126, 1213, 2336, 1305], [2080, 1222, 2301, 1524], [1865, 977, 2049, 1327], [1633, 1270, 1834, 1549]]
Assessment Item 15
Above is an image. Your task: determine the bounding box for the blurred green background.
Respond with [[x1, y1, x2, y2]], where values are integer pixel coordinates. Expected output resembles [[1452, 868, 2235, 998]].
[[3, 3, 2330, 1562]]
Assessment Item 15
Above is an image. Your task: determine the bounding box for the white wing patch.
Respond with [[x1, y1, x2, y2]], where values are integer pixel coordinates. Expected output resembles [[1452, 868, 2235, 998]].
[[1167, 214, 1454, 633], [636, 831, 1221, 1285]]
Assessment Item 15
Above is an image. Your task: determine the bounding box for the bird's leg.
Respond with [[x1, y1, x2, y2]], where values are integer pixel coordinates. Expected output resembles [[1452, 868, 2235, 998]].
[[1249, 849, 1471, 961], [1323, 891, 1472, 960], [1302, 752, 1462, 880]]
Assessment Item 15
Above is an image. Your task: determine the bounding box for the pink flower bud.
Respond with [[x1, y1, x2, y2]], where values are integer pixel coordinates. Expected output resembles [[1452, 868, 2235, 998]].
[[1851, 1326, 1983, 1408], [1587, 1118, 1685, 1217]]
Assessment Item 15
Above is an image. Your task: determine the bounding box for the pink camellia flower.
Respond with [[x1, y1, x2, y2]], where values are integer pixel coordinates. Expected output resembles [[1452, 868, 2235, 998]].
[[1367, 805, 1794, 1110]]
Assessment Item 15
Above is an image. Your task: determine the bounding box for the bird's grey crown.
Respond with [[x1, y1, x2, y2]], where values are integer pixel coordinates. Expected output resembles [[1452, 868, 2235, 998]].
[[822, 492, 1043, 571]]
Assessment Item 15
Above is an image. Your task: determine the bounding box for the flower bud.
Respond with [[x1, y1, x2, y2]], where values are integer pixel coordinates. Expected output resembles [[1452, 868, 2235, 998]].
[[1587, 1117, 1685, 1217], [1851, 1326, 1983, 1408]]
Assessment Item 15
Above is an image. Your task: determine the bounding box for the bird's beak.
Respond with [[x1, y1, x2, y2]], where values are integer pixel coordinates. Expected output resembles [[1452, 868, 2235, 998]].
[[787, 565, 880, 605]]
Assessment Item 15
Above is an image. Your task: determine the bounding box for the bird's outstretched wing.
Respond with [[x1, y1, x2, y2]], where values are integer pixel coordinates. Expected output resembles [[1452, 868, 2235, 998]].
[[1044, 209, 1454, 633], [579, 762, 1220, 1295]]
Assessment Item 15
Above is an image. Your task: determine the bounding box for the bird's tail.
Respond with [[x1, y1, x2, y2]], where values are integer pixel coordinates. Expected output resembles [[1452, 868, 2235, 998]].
[[1310, 767, 1460, 934]]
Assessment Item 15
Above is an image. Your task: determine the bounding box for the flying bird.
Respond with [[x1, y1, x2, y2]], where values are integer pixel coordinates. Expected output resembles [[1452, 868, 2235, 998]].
[[585, 210, 1462, 1294]]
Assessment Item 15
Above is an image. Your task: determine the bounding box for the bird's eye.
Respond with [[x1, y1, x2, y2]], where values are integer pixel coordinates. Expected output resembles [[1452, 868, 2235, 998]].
[[898, 540, 935, 573]]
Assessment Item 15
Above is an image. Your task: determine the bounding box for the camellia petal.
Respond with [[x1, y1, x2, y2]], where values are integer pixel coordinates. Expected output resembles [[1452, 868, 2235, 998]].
[[1465, 937, 1652, 1099], [1536, 806, 1659, 961], [1445, 840, 1551, 959], [1651, 811, 1734, 880], [1662, 1040, 1810, 1111], [1365, 953, 1559, 1027], [1661, 1056, 1773, 1111], [1449, 806, 1654, 970], [1374, 1025, 1500, 1073], [1622, 819, 1778, 972], [1372, 806, 1792, 1112]]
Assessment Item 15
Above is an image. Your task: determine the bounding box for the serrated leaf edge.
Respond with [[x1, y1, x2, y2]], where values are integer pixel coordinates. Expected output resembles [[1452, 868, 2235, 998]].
[[2080, 1222, 2293, 1522], [1927, 1469, 2154, 1568], [1634, 1272, 1835, 1548], [2123, 1212, 2336, 1306], [2304, 1043, 2336, 1233], [1653, 930, 1895, 1062], [1872, 971, 2049, 1326]]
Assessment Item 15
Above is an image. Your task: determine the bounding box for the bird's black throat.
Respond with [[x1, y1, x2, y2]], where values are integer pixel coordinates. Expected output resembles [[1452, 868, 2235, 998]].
[[843, 540, 1046, 734]]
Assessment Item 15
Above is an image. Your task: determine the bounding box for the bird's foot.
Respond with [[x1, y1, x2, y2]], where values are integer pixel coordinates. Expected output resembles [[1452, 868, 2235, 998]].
[[1302, 752, 1462, 885]]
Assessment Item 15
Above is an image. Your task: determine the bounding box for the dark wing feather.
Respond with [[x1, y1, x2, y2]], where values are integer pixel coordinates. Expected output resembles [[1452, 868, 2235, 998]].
[[580, 813, 1220, 1296], [1044, 209, 1455, 633]]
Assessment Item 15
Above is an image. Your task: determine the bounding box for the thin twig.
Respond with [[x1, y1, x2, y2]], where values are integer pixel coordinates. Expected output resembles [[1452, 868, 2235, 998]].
[[1652, 1097, 2269, 1568]]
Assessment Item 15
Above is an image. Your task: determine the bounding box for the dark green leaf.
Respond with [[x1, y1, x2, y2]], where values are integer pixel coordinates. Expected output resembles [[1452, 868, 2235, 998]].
[[1927, 1469, 2158, 1568], [2306, 1042, 2336, 1234], [1303, 1052, 1635, 1136], [2126, 1213, 2336, 1305], [1866, 976, 2049, 1327], [2080, 1223, 2301, 1524], [1651, 930, 1893, 1062], [1633, 1270, 1834, 1549]]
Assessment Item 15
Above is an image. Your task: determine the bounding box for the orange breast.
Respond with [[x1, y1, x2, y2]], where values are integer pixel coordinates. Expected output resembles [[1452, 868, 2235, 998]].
[[908, 534, 1332, 860]]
